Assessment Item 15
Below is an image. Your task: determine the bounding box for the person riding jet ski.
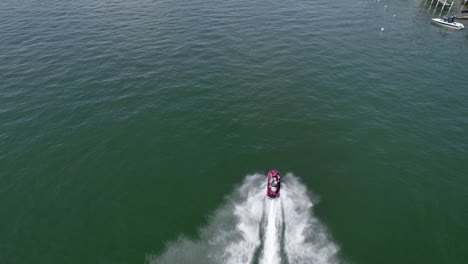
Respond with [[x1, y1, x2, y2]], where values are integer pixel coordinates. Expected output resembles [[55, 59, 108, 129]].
[[266, 169, 281, 198]]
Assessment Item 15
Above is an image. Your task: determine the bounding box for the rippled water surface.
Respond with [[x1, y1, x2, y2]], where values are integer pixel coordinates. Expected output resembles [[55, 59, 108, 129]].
[[1, 0, 468, 263]]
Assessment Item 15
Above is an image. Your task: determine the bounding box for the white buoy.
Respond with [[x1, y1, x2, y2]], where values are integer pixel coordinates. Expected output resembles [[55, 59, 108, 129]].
[[385, 5, 387, 7], [381, 27, 385, 31]]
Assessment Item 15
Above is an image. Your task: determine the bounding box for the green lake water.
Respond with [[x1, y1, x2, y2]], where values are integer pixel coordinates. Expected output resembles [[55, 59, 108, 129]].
[[1, 0, 467, 263]]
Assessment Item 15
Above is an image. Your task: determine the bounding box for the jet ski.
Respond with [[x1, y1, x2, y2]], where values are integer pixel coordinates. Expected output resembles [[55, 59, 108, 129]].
[[266, 169, 281, 199]]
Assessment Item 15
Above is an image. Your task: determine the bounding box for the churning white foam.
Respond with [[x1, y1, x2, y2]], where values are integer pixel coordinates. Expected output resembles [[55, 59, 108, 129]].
[[260, 198, 282, 264], [281, 174, 339, 264], [147, 173, 340, 264]]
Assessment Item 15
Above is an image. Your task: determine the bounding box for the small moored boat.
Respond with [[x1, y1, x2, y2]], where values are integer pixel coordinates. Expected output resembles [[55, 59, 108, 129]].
[[432, 15, 465, 30]]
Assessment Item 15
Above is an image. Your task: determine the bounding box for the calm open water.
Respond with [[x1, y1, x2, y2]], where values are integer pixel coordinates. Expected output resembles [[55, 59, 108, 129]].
[[1, 0, 468, 263]]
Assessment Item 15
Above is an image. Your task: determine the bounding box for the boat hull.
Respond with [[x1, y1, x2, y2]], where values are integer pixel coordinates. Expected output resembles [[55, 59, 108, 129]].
[[431, 18, 465, 30]]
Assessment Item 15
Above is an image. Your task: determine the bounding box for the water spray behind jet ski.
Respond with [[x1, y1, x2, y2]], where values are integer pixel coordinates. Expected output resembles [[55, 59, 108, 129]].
[[150, 173, 340, 264]]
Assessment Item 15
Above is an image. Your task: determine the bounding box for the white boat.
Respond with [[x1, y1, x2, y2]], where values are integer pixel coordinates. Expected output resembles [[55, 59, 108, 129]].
[[432, 15, 465, 30]]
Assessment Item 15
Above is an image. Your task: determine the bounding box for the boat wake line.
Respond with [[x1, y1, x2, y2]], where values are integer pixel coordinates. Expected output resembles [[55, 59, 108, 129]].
[[146, 173, 340, 264]]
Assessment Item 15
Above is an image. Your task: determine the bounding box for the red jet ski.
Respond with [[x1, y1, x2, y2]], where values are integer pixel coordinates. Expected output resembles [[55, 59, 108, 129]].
[[266, 169, 281, 199]]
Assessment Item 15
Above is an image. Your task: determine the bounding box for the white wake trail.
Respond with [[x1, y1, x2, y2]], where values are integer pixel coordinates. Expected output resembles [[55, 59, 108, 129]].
[[282, 173, 339, 264], [260, 198, 282, 264], [223, 174, 265, 264], [148, 173, 340, 264], [148, 174, 265, 264]]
